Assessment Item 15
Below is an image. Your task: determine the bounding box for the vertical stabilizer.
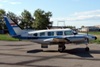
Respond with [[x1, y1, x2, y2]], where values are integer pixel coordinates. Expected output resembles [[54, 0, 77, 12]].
[[4, 16, 22, 36]]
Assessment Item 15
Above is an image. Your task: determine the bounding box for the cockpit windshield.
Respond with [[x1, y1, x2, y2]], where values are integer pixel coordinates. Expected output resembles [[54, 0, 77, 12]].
[[64, 31, 73, 35]]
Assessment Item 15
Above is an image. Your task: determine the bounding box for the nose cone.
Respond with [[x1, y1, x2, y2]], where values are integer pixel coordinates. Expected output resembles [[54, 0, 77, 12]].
[[95, 36, 97, 40]]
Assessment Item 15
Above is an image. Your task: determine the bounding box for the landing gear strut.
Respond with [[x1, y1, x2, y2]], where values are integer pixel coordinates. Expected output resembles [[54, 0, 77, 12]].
[[85, 38, 90, 52], [58, 44, 66, 52]]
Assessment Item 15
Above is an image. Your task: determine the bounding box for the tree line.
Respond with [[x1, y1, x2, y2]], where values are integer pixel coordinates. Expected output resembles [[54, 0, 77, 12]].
[[0, 9, 52, 30]]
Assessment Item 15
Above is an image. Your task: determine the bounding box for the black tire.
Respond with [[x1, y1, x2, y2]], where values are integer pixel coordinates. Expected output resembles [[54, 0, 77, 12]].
[[85, 47, 89, 52], [58, 48, 63, 52], [58, 43, 66, 52], [63, 45, 66, 50], [58, 46, 66, 52]]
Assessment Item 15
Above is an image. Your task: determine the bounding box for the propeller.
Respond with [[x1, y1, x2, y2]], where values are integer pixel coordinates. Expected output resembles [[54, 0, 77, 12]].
[[86, 28, 89, 35]]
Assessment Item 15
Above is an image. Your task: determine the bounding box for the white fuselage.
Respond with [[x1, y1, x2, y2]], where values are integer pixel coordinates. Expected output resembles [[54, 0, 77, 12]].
[[19, 29, 96, 44]]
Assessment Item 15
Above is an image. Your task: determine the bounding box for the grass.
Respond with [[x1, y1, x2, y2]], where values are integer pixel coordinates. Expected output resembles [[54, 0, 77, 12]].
[[88, 32, 100, 35], [90, 39, 100, 44], [88, 32, 100, 44], [0, 34, 19, 41]]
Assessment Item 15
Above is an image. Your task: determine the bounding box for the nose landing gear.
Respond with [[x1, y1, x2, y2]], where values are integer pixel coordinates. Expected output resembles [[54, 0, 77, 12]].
[[85, 38, 90, 52], [85, 47, 90, 52]]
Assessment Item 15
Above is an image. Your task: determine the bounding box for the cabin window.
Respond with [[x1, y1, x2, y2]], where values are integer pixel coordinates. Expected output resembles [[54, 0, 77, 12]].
[[40, 32, 45, 36], [64, 31, 73, 35], [56, 31, 63, 35], [47, 32, 54, 36], [33, 33, 38, 36]]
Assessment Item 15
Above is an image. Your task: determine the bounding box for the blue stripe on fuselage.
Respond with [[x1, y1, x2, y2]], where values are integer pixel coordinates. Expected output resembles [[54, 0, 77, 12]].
[[13, 35, 86, 40]]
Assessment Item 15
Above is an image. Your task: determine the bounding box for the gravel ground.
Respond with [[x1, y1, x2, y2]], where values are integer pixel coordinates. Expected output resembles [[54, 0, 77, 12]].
[[0, 41, 100, 67]]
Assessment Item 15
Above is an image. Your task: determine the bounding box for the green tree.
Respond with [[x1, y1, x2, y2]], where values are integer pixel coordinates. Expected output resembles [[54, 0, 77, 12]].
[[33, 9, 52, 30], [20, 10, 34, 29], [81, 25, 85, 28], [7, 11, 18, 24], [0, 9, 6, 30], [66, 26, 76, 29]]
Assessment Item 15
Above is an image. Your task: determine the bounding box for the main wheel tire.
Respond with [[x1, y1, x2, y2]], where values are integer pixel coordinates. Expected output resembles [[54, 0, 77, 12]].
[[58, 49, 63, 52], [62, 45, 66, 51], [58, 45, 66, 52], [58, 44, 66, 52]]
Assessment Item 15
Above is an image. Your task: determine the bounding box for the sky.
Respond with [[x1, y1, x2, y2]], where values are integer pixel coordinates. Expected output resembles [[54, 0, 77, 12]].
[[0, 0, 100, 28]]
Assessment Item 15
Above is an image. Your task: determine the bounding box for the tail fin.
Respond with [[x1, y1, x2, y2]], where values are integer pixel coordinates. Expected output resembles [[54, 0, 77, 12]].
[[4, 16, 22, 36]]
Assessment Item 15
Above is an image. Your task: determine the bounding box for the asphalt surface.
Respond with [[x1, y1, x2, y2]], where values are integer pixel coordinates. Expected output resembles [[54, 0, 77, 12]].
[[0, 41, 100, 67]]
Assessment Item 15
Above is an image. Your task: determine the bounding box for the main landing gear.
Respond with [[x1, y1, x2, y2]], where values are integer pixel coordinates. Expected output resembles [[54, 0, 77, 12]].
[[58, 43, 66, 52]]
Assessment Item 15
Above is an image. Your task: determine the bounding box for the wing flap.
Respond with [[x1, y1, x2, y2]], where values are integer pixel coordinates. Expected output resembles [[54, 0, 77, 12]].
[[52, 38, 69, 43]]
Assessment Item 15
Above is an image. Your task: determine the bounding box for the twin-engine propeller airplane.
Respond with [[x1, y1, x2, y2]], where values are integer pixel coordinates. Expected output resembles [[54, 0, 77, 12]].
[[4, 16, 97, 52]]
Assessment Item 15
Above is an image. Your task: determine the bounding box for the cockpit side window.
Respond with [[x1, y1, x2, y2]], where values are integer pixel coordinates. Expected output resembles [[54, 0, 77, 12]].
[[33, 33, 38, 36], [56, 31, 63, 35], [40, 32, 45, 36], [64, 31, 73, 35]]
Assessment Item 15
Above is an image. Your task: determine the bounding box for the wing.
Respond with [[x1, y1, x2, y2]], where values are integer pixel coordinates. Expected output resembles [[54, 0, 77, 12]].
[[43, 35, 87, 44], [44, 37, 71, 44]]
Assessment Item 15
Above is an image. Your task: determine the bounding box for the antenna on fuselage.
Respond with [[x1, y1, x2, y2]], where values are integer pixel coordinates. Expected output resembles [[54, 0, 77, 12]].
[[46, 27, 49, 29]]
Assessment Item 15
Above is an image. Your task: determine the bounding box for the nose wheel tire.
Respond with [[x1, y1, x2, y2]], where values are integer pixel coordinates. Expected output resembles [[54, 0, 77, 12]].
[[85, 47, 90, 52]]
